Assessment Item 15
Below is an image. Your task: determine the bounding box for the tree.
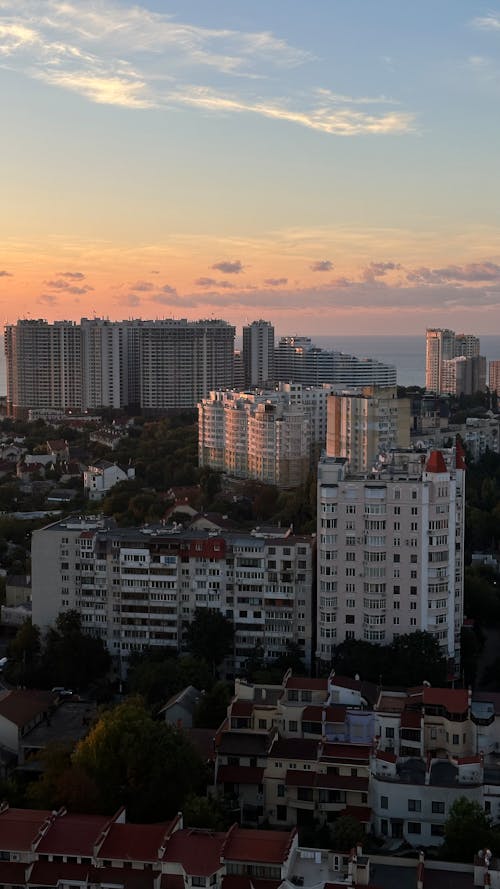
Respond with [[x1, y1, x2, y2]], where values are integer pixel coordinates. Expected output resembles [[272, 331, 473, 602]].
[[183, 793, 229, 830], [444, 797, 494, 862], [41, 610, 110, 690], [331, 815, 365, 851], [73, 697, 206, 821], [186, 609, 234, 674], [127, 650, 212, 713], [194, 681, 232, 729], [6, 619, 41, 687], [389, 632, 447, 687], [25, 742, 100, 813]]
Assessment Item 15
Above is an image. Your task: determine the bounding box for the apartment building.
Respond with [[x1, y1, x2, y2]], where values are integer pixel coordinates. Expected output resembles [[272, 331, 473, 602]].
[[316, 444, 465, 670], [489, 360, 500, 395], [426, 328, 486, 395], [139, 319, 235, 411], [326, 387, 411, 474], [5, 317, 235, 416], [31, 519, 314, 674], [242, 319, 275, 387], [274, 337, 396, 388]]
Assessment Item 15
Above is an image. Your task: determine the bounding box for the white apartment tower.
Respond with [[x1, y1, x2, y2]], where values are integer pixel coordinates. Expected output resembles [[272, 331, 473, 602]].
[[242, 320, 275, 387], [139, 319, 235, 411], [317, 443, 465, 670], [326, 386, 411, 474], [425, 329, 456, 392]]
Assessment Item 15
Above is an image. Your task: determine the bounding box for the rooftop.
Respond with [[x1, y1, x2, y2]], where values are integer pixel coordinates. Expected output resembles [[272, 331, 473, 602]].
[[163, 828, 226, 876], [0, 689, 54, 728]]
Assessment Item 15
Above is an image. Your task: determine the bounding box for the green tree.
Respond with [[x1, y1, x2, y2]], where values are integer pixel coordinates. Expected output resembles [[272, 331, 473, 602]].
[[183, 793, 229, 830], [127, 650, 212, 713], [25, 742, 100, 813], [6, 619, 41, 687], [186, 609, 234, 674], [41, 610, 110, 690], [194, 681, 232, 729], [73, 697, 205, 821], [389, 631, 447, 686], [331, 815, 365, 851], [443, 797, 494, 862]]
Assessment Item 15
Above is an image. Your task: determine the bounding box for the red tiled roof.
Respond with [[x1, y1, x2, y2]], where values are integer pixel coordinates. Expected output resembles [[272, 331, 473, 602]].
[[28, 860, 89, 885], [217, 766, 264, 785], [315, 774, 369, 792], [222, 826, 295, 864], [0, 689, 54, 728], [456, 437, 466, 470], [422, 687, 469, 714], [338, 805, 372, 824], [270, 737, 320, 760], [162, 829, 226, 876], [426, 450, 447, 473], [285, 676, 328, 690], [97, 822, 173, 861], [321, 743, 371, 763], [455, 755, 482, 765], [36, 813, 110, 856], [89, 865, 156, 889], [302, 704, 346, 722], [285, 769, 315, 788], [230, 700, 254, 718], [400, 709, 422, 729], [375, 750, 397, 764], [0, 862, 27, 883], [330, 676, 361, 691], [0, 807, 52, 851]]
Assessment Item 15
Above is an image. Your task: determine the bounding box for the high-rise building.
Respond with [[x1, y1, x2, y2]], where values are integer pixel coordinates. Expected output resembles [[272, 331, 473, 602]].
[[316, 443, 465, 669], [139, 319, 235, 411], [31, 517, 314, 674], [326, 386, 411, 474], [489, 360, 500, 395], [426, 328, 486, 395], [274, 337, 396, 388], [5, 319, 82, 418], [242, 320, 274, 387]]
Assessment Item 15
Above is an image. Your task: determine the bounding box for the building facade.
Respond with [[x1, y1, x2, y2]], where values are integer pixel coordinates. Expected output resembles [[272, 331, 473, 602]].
[[316, 445, 465, 669], [325, 387, 411, 474], [242, 320, 275, 388], [31, 519, 314, 675], [426, 328, 486, 395], [274, 338, 396, 389]]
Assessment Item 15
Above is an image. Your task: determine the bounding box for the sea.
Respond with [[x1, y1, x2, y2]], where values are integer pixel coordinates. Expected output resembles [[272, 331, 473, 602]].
[[1, 334, 500, 397]]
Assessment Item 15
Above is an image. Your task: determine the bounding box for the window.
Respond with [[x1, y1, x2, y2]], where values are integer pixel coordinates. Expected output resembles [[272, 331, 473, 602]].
[[381, 819, 388, 836], [259, 719, 267, 729], [432, 801, 445, 814], [386, 727, 394, 738], [408, 799, 421, 812], [346, 615, 355, 624], [289, 720, 298, 732], [276, 805, 287, 821], [192, 879, 207, 887], [431, 824, 444, 837], [393, 554, 400, 563], [380, 795, 388, 809], [277, 784, 285, 797], [408, 822, 422, 834], [452, 734, 459, 745]]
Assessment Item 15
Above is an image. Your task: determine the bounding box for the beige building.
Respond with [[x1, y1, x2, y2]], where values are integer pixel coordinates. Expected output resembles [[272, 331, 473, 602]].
[[316, 444, 465, 669], [426, 327, 485, 395], [326, 387, 410, 474], [490, 360, 500, 395]]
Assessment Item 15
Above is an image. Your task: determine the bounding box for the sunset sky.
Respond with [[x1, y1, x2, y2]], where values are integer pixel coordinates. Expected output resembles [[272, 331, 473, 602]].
[[1, 0, 499, 334]]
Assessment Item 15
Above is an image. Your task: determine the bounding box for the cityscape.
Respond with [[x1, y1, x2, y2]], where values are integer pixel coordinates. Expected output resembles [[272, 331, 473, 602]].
[[1, 2, 500, 888]]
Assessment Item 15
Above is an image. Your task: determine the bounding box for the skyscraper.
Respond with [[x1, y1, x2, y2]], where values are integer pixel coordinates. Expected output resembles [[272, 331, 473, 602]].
[[425, 328, 456, 392], [426, 328, 485, 395], [242, 320, 275, 387]]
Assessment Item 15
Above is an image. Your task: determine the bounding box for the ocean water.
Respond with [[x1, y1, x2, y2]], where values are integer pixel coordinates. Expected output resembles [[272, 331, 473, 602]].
[[313, 334, 500, 388]]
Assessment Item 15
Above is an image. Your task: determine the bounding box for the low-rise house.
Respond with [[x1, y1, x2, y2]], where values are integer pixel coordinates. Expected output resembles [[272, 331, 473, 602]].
[[0, 690, 54, 758], [5, 574, 31, 607], [160, 686, 202, 729], [83, 460, 135, 500], [47, 439, 70, 460]]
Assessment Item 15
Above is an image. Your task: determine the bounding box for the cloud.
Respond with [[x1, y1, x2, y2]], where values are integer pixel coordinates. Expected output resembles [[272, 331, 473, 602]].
[[264, 277, 288, 286], [0, 270, 12, 277], [57, 271, 85, 279], [310, 260, 333, 272], [130, 280, 155, 291], [122, 293, 141, 306], [160, 284, 177, 294], [38, 293, 58, 305], [212, 260, 244, 274], [195, 276, 234, 288], [0, 1, 416, 135], [406, 262, 500, 285], [362, 261, 401, 282], [473, 15, 500, 31], [45, 278, 93, 294]]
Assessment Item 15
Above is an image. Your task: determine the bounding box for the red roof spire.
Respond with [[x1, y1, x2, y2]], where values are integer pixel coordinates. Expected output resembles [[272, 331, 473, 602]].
[[455, 437, 466, 470], [425, 450, 447, 473]]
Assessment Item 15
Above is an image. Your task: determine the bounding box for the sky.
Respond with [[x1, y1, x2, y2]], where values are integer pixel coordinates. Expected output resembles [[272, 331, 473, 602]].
[[0, 0, 499, 335]]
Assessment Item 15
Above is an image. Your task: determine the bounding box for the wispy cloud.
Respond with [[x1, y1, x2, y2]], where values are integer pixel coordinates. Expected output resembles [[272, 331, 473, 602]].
[[195, 277, 234, 288], [212, 259, 244, 274], [58, 271, 85, 279], [472, 14, 500, 31], [45, 277, 93, 294], [264, 277, 288, 286], [0, 270, 12, 277], [310, 259, 333, 272], [406, 262, 500, 285], [0, 0, 416, 135]]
